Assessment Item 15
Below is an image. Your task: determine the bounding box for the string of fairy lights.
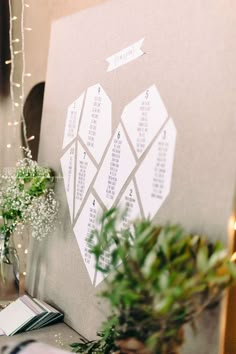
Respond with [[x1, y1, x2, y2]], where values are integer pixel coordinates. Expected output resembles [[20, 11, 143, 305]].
[[5, 0, 34, 276], [6, 0, 34, 149]]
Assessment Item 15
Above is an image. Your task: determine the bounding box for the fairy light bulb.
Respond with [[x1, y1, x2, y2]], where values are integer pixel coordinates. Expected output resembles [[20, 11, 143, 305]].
[[231, 252, 236, 262], [7, 0, 31, 151], [24, 249, 28, 254], [13, 82, 21, 88], [6, 144, 12, 148], [17, 244, 22, 249]]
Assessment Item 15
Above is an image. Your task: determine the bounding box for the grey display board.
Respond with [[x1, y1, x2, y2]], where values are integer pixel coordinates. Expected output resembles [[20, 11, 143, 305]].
[[26, 1, 236, 353]]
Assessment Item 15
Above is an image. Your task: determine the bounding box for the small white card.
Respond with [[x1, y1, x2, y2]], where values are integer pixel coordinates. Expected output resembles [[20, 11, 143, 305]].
[[79, 83, 112, 164], [73, 194, 103, 285], [62, 93, 85, 149], [135, 119, 177, 218], [0, 295, 63, 336], [60, 143, 76, 221], [122, 85, 168, 158], [0, 299, 35, 336], [94, 125, 136, 209], [74, 141, 97, 219]]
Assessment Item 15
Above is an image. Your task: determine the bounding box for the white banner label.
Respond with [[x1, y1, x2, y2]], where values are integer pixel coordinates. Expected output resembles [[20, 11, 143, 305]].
[[106, 38, 145, 72]]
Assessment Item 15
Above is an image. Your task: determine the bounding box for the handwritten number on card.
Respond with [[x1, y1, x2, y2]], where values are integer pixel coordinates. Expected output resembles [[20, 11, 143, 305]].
[[93, 199, 96, 207], [163, 130, 166, 140], [83, 151, 86, 159], [145, 90, 149, 99], [117, 131, 121, 139], [129, 189, 133, 197]]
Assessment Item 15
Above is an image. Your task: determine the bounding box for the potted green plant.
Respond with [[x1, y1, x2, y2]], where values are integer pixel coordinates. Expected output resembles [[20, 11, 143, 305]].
[[71, 208, 236, 354]]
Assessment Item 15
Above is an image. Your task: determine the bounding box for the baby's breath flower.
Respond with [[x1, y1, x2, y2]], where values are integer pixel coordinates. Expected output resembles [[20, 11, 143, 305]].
[[0, 149, 58, 241]]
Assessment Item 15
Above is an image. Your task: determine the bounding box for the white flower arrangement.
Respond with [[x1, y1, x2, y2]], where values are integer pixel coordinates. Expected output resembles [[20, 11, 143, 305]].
[[0, 149, 59, 243]]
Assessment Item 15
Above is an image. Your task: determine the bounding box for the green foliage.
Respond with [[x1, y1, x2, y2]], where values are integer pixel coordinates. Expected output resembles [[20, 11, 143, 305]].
[[71, 208, 236, 354], [71, 327, 118, 354], [0, 150, 58, 241]]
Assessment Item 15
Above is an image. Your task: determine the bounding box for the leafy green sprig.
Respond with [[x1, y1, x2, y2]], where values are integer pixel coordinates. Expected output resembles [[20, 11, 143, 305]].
[[71, 208, 236, 354]]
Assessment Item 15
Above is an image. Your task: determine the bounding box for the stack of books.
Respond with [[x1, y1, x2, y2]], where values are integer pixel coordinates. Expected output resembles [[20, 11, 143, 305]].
[[0, 295, 63, 336]]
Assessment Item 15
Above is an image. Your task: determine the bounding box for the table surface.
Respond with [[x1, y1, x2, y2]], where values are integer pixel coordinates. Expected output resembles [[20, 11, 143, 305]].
[[0, 322, 82, 351], [0, 280, 82, 351]]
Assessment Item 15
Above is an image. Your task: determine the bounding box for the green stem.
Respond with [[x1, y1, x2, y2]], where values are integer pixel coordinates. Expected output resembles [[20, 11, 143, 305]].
[[0, 258, 6, 284], [0, 222, 11, 284]]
